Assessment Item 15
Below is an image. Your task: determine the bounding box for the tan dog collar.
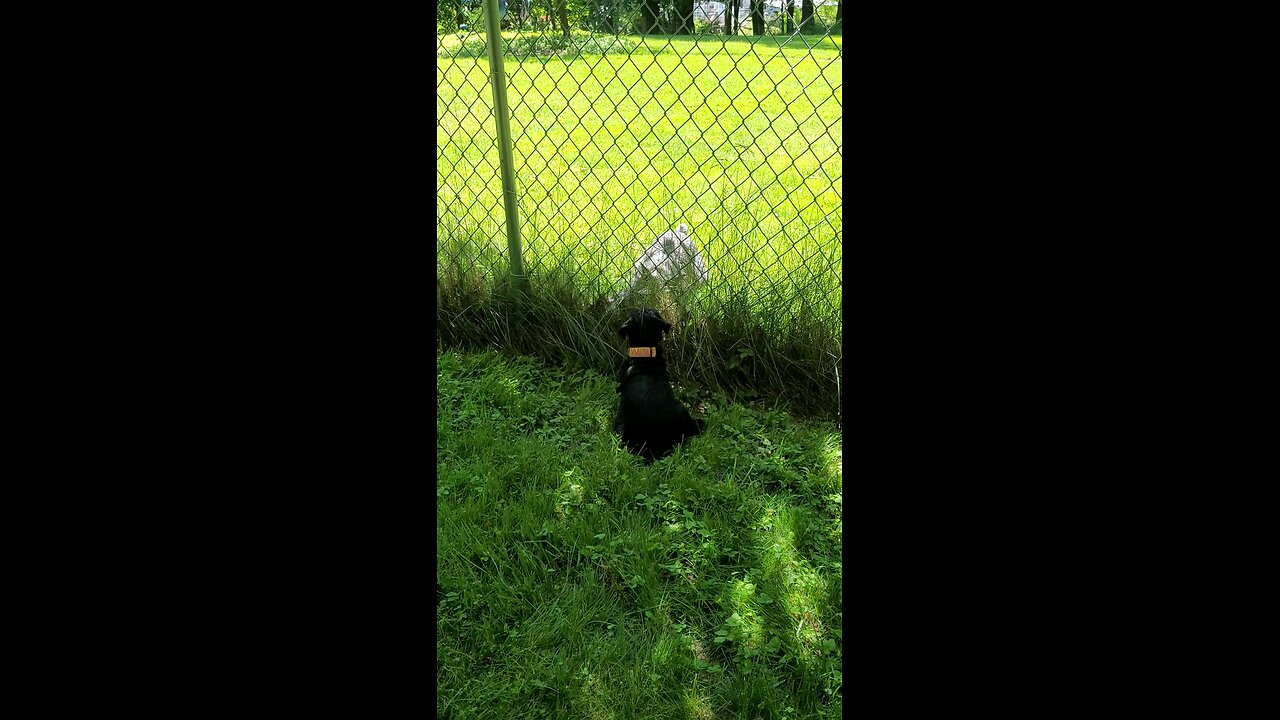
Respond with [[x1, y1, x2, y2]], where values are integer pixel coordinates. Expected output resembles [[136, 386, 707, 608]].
[[628, 347, 658, 358]]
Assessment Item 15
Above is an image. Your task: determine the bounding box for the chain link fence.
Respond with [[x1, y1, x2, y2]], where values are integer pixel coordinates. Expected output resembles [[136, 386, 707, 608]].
[[437, 0, 842, 416]]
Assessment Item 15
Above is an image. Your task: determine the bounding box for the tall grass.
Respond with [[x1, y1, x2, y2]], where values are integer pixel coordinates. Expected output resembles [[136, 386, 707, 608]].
[[438, 31, 841, 417]]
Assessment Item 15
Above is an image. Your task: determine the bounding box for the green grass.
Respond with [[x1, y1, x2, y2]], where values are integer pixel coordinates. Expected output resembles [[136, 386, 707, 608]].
[[437, 31, 842, 417], [437, 31, 841, 298], [438, 349, 842, 719], [437, 30, 841, 419]]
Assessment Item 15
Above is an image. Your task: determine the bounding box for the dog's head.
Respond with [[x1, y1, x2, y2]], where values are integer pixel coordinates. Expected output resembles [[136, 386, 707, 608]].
[[619, 308, 670, 346]]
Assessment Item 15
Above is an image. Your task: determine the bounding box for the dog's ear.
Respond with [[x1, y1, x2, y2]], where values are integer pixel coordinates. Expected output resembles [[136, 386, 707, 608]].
[[639, 308, 671, 334]]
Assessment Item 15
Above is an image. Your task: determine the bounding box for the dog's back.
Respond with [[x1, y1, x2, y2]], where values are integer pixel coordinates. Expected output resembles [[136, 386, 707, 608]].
[[614, 308, 705, 462], [615, 359, 704, 462]]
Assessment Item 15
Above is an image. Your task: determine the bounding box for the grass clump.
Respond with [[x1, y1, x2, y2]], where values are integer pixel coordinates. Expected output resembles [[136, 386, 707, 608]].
[[439, 30, 644, 59], [437, 349, 842, 719], [437, 242, 840, 418]]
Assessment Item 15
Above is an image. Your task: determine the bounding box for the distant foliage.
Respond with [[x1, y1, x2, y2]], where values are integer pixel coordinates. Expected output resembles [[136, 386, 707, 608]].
[[440, 31, 644, 58]]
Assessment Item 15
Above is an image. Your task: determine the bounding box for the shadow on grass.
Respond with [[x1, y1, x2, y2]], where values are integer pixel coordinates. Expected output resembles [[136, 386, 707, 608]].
[[436, 350, 841, 718]]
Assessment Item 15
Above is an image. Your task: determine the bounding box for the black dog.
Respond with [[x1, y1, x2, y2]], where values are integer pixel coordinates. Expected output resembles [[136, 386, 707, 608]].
[[614, 308, 705, 463]]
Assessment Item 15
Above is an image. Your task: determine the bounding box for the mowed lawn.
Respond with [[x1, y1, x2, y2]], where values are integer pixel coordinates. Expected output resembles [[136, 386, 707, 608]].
[[436, 34, 842, 314], [437, 349, 842, 719]]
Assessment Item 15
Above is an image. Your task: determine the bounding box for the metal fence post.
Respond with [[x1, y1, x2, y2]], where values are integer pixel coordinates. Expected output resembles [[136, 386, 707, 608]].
[[481, 0, 527, 294]]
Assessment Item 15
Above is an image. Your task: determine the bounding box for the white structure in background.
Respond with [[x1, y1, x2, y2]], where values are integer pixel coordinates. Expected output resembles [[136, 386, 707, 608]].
[[693, 0, 837, 31], [693, 1, 781, 27], [613, 224, 708, 304]]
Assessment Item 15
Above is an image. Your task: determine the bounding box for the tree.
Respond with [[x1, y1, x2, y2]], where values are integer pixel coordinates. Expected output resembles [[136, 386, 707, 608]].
[[750, 0, 764, 35], [507, 0, 527, 29], [729, 0, 739, 35], [800, 0, 816, 34], [783, 0, 795, 33], [833, 0, 841, 35], [640, 0, 660, 33], [673, 0, 694, 33], [556, 0, 570, 37], [590, 0, 612, 32]]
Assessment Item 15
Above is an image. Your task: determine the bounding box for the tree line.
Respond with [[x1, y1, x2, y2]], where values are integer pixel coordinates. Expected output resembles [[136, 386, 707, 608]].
[[438, 0, 842, 37]]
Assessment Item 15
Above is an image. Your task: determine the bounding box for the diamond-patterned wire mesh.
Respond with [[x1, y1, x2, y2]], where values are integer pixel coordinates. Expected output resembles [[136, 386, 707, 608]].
[[438, 1, 841, 411]]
